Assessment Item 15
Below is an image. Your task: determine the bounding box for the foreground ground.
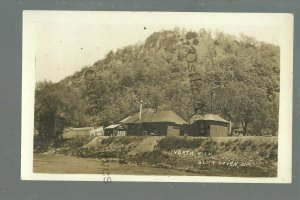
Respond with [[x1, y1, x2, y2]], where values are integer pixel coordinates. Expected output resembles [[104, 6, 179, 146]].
[[33, 154, 196, 175], [34, 136, 278, 177]]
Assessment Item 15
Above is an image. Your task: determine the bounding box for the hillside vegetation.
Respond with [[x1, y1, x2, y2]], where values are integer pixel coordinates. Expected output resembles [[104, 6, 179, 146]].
[[34, 28, 280, 141]]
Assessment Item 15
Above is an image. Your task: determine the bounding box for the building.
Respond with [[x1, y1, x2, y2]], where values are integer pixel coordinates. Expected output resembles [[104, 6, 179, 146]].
[[187, 114, 229, 137], [121, 108, 154, 135], [104, 124, 127, 136], [122, 108, 187, 136], [62, 127, 95, 139], [90, 126, 104, 136]]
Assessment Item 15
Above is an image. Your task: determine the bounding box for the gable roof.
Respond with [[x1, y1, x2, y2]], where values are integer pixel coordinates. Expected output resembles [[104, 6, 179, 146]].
[[122, 109, 187, 125]]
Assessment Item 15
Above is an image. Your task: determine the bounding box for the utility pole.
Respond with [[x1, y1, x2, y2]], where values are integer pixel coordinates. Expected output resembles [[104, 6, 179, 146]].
[[210, 91, 214, 114]]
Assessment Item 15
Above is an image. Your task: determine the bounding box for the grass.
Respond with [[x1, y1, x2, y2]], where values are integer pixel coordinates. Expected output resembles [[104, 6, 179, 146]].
[[157, 137, 205, 151], [34, 135, 278, 177], [101, 136, 143, 145], [33, 154, 197, 176]]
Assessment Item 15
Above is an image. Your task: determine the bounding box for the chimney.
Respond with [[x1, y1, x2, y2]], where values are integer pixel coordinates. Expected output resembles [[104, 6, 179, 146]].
[[139, 100, 143, 120]]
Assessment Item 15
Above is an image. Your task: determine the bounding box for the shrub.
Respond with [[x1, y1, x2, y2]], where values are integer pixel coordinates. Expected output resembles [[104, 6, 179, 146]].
[[101, 137, 117, 145], [132, 150, 169, 165], [224, 139, 237, 150], [268, 150, 278, 161], [271, 143, 278, 150], [264, 143, 272, 149], [220, 141, 225, 146], [250, 143, 257, 151], [33, 139, 50, 152], [157, 137, 204, 151], [239, 139, 254, 151], [102, 136, 143, 146], [118, 137, 133, 145], [200, 138, 217, 152], [186, 31, 198, 40], [192, 39, 199, 45]]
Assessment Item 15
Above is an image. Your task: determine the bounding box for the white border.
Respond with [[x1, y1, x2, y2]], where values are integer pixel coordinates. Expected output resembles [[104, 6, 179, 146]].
[[21, 11, 293, 183]]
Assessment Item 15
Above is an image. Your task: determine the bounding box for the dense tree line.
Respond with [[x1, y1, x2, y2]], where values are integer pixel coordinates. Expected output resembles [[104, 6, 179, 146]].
[[35, 28, 280, 141]]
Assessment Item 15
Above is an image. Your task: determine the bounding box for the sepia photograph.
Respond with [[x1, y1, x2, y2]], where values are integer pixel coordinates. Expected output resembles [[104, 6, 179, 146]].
[[21, 11, 293, 182]]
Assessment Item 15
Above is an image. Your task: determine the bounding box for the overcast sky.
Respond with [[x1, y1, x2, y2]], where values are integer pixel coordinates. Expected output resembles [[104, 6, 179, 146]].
[[31, 12, 283, 83]]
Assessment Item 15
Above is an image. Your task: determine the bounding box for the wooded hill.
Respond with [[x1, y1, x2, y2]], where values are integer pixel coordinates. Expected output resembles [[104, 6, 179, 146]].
[[35, 28, 280, 140]]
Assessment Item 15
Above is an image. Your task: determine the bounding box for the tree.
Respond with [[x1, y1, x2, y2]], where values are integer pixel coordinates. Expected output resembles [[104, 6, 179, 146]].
[[35, 81, 86, 142], [35, 28, 280, 136]]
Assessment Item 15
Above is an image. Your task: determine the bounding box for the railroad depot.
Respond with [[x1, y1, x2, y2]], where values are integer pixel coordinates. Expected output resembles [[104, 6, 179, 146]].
[[62, 109, 231, 138]]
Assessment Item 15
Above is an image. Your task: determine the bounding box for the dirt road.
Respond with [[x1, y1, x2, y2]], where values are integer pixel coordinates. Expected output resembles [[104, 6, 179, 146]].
[[33, 154, 196, 175]]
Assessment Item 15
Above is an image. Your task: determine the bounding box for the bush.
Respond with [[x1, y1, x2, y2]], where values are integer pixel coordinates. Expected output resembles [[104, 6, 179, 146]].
[[186, 31, 198, 40], [200, 138, 217, 152], [239, 139, 255, 151], [224, 139, 239, 151], [157, 137, 204, 151], [117, 137, 133, 145], [220, 141, 225, 146], [192, 39, 199, 45], [101, 136, 143, 145], [101, 137, 117, 145], [121, 136, 144, 144], [271, 143, 278, 150], [268, 150, 278, 161], [132, 150, 170, 165], [65, 138, 87, 148], [33, 139, 49, 152], [250, 143, 257, 151]]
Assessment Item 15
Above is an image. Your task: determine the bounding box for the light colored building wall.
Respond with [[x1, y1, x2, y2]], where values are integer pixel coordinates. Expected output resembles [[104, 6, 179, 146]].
[[210, 125, 228, 137], [167, 125, 180, 136]]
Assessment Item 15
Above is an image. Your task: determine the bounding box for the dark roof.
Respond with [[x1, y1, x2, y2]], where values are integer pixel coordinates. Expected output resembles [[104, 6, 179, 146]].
[[203, 114, 228, 123], [189, 114, 204, 123], [122, 109, 187, 125], [120, 116, 132, 123], [190, 114, 228, 123], [142, 110, 187, 125], [122, 108, 155, 124]]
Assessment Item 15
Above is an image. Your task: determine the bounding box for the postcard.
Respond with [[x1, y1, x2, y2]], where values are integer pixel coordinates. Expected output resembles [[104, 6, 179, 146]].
[[21, 11, 293, 183]]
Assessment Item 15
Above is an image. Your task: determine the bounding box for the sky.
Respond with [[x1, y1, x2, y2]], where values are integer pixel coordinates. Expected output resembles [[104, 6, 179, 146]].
[[31, 12, 284, 83]]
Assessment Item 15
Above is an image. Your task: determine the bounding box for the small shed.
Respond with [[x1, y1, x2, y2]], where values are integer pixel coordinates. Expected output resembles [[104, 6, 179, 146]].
[[104, 124, 126, 136], [90, 126, 104, 136], [62, 127, 95, 139], [188, 114, 229, 137]]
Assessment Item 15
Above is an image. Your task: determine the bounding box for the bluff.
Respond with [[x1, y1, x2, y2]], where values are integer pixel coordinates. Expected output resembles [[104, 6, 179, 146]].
[[35, 28, 280, 140]]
